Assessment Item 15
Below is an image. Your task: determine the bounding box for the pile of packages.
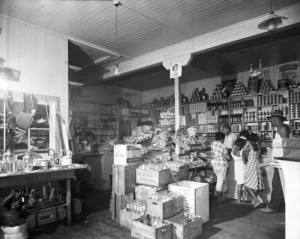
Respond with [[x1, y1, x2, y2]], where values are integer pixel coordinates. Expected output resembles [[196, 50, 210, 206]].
[[148, 127, 174, 151], [159, 107, 175, 126], [124, 125, 154, 146]]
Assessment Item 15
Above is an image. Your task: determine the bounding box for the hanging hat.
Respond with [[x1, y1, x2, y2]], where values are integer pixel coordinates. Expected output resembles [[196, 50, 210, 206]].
[[267, 110, 287, 120]]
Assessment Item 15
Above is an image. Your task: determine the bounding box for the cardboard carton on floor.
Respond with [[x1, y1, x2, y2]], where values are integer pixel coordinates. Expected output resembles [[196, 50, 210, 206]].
[[131, 215, 173, 239], [168, 181, 209, 223], [165, 212, 203, 239]]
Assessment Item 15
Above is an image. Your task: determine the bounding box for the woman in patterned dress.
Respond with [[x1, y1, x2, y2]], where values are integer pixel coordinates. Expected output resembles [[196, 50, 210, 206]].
[[243, 133, 265, 209]]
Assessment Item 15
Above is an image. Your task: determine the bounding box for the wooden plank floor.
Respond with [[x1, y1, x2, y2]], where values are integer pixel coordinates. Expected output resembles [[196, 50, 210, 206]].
[[31, 191, 285, 239]]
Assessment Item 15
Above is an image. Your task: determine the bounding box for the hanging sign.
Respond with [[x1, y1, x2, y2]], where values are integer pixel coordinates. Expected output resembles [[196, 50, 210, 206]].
[[170, 62, 182, 79]]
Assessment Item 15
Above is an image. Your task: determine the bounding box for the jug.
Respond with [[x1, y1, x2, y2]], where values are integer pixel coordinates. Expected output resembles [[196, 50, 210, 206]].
[[2, 148, 15, 173], [59, 150, 73, 165], [0, 150, 3, 173], [22, 151, 41, 171], [48, 148, 57, 166]]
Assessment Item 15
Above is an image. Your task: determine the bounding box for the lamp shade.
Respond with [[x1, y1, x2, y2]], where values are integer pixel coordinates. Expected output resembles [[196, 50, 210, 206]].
[[258, 12, 288, 32]]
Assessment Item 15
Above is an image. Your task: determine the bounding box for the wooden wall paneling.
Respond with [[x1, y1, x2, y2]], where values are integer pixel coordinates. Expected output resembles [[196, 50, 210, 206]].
[[7, 18, 14, 68], [35, 28, 43, 93], [13, 20, 20, 70], [23, 24, 32, 91], [18, 19, 27, 89], [0, 16, 69, 152], [39, 29, 47, 94]]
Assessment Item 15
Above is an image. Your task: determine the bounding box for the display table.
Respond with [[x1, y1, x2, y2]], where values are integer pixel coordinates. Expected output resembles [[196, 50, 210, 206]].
[[275, 157, 300, 239], [0, 166, 86, 225]]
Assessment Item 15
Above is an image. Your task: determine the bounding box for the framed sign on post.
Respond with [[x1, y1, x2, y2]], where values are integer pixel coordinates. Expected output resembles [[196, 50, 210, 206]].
[[170, 62, 182, 79]]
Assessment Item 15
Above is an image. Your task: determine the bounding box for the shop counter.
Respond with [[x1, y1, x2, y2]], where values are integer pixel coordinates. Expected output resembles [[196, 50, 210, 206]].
[[73, 151, 114, 191], [275, 157, 300, 239]]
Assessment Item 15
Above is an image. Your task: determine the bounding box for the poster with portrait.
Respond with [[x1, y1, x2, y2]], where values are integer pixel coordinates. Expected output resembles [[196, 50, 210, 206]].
[[170, 62, 182, 79]]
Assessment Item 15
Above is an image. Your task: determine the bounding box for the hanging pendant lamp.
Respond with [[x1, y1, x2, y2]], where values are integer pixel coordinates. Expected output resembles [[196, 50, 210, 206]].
[[258, 0, 288, 33]]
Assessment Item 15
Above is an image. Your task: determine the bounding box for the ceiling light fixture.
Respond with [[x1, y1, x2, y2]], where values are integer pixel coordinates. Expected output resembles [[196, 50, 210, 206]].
[[114, 0, 121, 76], [258, 0, 288, 33]]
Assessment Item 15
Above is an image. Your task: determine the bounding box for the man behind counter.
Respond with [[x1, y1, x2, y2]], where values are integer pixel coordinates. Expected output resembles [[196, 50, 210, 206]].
[[261, 110, 290, 213], [222, 123, 237, 155]]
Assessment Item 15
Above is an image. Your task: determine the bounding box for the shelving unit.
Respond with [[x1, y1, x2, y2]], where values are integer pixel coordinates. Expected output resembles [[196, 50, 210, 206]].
[[171, 87, 300, 142], [100, 104, 119, 142], [73, 111, 101, 142]]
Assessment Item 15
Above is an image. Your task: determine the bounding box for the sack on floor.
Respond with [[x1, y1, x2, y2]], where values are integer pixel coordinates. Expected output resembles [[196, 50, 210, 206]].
[[0, 222, 28, 239]]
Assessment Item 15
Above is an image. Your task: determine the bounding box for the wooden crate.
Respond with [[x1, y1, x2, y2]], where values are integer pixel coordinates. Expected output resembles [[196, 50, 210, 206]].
[[168, 181, 209, 223], [136, 168, 171, 187], [112, 164, 140, 195], [165, 213, 203, 239], [120, 200, 147, 229], [147, 194, 184, 220], [135, 185, 164, 202], [120, 210, 144, 229], [169, 166, 189, 183], [131, 217, 173, 239], [111, 192, 135, 222]]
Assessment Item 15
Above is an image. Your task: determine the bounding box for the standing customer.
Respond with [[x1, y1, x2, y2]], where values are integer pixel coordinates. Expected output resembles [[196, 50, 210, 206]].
[[211, 132, 231, 201], [243, 133, 265, 209], [222, 123, 237, 155], [231, 138, 246, 203], [261, 110, 290, 213]]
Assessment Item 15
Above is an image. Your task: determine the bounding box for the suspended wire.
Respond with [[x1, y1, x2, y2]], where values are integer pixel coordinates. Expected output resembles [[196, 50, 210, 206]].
[[115, 5, 118, 49], [270, 0, 273, 12], [121, 3, 191, 40]]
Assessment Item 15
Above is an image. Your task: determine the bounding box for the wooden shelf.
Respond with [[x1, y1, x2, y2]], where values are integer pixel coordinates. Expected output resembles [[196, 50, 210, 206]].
[[230, 94, 257, 99], [258, 103, 288, 107], [101, 114, 117, 117], [258, 130, 272, 132]]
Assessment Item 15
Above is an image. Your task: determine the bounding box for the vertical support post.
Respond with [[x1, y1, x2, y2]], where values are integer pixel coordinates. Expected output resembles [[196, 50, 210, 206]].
[[3, 98, 6, 150], [174, 77, 181, 131], [163, 54, 193, 157], [66, 178, 71, 225], [174, 77, 181, 155]]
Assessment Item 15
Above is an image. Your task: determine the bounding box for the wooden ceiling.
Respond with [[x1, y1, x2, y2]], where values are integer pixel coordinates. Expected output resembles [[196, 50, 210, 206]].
[[1, 0, 299, 59], [1, 0, 299, 86]]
